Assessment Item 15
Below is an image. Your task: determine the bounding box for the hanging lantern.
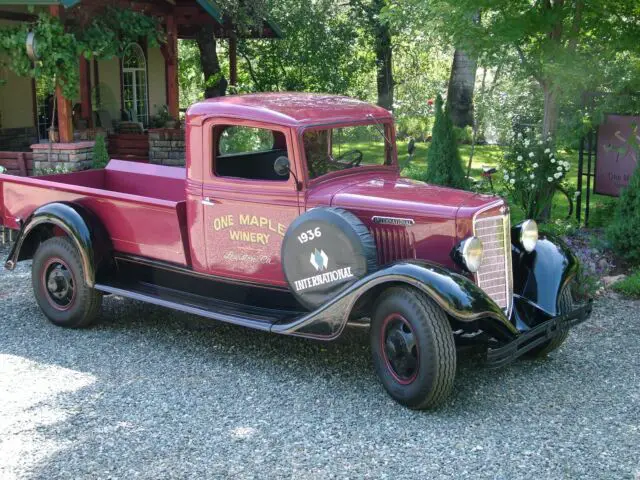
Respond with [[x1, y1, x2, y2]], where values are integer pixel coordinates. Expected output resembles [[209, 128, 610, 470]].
[[26, 32, 40, 62]]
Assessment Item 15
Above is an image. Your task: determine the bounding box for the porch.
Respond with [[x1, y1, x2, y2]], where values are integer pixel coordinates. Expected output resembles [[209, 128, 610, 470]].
[[0, 0, 279, 174]]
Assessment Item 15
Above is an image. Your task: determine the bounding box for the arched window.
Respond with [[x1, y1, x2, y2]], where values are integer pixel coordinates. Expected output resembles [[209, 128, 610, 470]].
[[121, 44, 148, 126]]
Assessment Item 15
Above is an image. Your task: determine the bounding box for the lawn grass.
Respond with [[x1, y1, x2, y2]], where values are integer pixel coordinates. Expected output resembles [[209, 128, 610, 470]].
[[611, 270, 640, 298], [345, 139, 611, 226]]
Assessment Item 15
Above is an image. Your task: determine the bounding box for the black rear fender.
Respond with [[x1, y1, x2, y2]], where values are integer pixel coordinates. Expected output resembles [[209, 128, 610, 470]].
[[4, 202, 112, 286]]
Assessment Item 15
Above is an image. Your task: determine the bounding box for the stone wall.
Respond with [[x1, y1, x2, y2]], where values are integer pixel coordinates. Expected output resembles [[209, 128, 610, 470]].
[[149, 128, 185, 166], [0, 127, 38, 152], [31, 141, 95, 173]]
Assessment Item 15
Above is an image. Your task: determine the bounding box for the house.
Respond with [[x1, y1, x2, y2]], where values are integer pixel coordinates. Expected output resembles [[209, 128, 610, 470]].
[[0, 0, 280, 175]]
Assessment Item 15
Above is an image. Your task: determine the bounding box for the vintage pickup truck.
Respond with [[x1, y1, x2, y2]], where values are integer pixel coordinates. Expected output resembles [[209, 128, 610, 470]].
[[0, 93, 591, 409]]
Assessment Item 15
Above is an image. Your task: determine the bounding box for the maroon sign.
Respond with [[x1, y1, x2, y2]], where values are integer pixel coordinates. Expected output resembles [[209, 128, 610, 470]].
[[595, 114, 640, 196]]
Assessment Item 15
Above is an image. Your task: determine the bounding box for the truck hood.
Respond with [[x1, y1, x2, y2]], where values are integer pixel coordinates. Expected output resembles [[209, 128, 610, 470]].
[[329, 175, 493, 217]]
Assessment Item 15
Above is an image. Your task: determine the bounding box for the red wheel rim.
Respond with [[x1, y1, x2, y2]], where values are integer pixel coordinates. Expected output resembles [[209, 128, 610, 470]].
[[41, 257, 76, 311], [380, 313, 419, 384]]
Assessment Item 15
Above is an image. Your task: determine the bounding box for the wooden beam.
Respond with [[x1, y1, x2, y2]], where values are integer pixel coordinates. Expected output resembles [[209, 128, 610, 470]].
[[49, 5, 73, 142], [229, 34, 237, 86], [165, 13, 179, 120], [0, 11, 37, 23], [79, 56, 93, 128]]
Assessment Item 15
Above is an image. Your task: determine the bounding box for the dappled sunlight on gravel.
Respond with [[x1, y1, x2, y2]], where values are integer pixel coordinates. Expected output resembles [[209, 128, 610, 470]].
[[0, 242, 638, 479]]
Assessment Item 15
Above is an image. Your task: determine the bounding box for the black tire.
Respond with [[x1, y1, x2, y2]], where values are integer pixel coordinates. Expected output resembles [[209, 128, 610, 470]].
[[281, 207, 377, 310], [370, 286, 456, 409], [32, 237, 102, 328], [526, 287, 573, 357]]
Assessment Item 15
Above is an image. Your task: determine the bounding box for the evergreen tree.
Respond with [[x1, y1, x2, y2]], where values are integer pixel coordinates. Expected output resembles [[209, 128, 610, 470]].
[[607, 164, 640, 266], [92, 135, 109, 169], [422, 94, 467, 189]]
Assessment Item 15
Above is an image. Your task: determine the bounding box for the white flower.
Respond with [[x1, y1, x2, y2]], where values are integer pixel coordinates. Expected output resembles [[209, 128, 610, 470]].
[[510, 178, 515, 185], [557, 166, 563, 171], [533, 163, 539, 168], [551, 158, 556, 163], [517, 155, 523, 161], [544, 148, 551, 154], [530, 173, 535, 179], [531, 183, 536, 188], [524, 139, 530, 147], [548, 177, 553, 182], [517, 132, 523, 139], [538, 140, 543, 145], [574, 191, 581, 198], [554, 172, 562, 179], [529, 152, 535, 158], [503, 174, 510, 181]]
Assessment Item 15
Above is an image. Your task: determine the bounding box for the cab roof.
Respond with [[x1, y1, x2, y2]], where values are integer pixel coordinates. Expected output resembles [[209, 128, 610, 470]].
[[186, 92, 393, 127]]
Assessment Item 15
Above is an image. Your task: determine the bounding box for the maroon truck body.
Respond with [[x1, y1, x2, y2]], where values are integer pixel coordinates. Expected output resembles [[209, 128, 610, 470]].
[[1, 93, 499, 292]]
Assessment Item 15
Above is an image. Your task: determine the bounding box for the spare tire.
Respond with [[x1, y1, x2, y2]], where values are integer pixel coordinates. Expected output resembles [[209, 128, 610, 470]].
[[281, 207, 377, 310]]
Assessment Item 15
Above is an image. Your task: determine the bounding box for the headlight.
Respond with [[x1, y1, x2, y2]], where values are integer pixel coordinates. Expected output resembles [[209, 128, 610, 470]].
[[454, 236, 484, 273], [518, 219, 538, 252]]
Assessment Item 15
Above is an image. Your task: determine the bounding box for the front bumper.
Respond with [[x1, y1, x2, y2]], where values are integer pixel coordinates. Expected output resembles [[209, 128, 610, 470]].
[[486, 300, 593, 368]]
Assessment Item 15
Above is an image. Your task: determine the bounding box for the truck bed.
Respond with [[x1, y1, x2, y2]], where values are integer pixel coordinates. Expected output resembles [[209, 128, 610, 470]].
[[0, 160, 191, 265]]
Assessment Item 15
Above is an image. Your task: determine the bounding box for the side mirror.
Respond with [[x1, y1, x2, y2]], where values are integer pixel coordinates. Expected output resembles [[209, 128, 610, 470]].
[[407, 138, 416, 156], [274, 156, 291, 177]]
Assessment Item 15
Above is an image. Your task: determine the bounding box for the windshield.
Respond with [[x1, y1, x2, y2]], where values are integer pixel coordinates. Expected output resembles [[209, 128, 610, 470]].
[[303, 123, 394, 180]]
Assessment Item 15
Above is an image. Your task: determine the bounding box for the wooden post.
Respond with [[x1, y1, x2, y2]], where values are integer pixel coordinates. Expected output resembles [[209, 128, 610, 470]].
[[229, 34, 237, 86], [49, 5, 74, 143], [165, 14, 179, 120], [79, 56, 93, 128]]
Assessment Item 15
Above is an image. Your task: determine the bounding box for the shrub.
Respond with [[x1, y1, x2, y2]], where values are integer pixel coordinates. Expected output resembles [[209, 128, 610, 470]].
[[453, 126, 473, 145], [607, 165, 640, 265], [611, 271, 640, 298], [419, 94, 467, 189], [499, 130, 571, 221], [396, 116, 431, 142], [92, 134, 109, 169]]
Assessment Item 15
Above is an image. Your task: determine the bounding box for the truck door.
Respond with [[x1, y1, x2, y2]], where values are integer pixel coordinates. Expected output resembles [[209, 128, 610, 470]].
[[201, 121, 301, 287]]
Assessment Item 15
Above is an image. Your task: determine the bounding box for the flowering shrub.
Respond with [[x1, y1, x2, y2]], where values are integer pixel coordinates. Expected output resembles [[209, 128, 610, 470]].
[[499, 130, 571, 221]]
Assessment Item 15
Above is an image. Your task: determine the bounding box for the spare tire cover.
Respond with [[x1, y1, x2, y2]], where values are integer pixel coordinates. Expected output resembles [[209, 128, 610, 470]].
[[281, 207, 377, 310]]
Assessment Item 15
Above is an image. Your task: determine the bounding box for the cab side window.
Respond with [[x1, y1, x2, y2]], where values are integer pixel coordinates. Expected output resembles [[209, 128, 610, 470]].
[[214, 125, 290, 181]]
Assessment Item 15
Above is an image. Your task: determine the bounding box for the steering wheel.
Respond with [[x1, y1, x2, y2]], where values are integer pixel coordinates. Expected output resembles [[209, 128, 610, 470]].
[[335, 149, 363, 168]]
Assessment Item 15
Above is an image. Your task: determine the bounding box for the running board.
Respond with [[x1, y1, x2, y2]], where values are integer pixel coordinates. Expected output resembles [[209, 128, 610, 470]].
[[94, 281, 303, 331]]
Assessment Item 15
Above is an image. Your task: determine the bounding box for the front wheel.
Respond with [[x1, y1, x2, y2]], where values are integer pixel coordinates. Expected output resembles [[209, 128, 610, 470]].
[[32, 237, 102, 328], [370, 287, 456, 409]]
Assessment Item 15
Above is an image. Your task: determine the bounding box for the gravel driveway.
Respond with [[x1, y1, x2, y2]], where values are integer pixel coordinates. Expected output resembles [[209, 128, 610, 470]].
[[0, 242, 638, 479]]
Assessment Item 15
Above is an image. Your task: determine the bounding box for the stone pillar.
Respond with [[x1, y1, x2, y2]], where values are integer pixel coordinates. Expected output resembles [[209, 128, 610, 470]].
[[148, 129, 185, 166], [31, 141, 96, 174]]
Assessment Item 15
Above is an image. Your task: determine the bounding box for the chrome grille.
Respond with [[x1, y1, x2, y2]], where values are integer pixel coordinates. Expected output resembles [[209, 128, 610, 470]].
[[369, 226, 416, 265], [473, 213, 512, 311]]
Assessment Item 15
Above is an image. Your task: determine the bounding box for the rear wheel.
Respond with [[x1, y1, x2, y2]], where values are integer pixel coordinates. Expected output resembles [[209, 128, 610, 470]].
[[370, 287, 456, 409], [32, 237, 102, 328], [526, 287, 573, 357]]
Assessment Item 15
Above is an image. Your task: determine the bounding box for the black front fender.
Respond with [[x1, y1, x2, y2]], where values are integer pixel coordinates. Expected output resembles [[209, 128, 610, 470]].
[[5, 202, 111, 287], [512, 234, 579, 318], [272, 260, 518, 340]]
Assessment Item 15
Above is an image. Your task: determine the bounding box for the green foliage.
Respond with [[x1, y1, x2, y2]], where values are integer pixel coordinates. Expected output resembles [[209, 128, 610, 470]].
[[453, 126, 473, 145], [611, 271, 640, 299], [499, 130, 571, 221], [420, 95, 467, 189], [396, 116, 431, 141], [0, 8, 163, 101], [149, 105, 175, 129], [92, 135, 109, 169], [607, 163, 640, 266]]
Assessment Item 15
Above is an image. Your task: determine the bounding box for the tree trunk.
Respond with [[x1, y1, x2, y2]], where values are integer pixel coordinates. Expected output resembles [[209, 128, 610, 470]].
[[373, 0, 393, 110], [446, 49, 477, 128], [195, 24, 228, 98], [542, 84, 559, 139]]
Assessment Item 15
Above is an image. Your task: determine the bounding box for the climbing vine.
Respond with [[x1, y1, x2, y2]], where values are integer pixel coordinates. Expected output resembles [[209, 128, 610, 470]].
[[0, 8, 164, 99]]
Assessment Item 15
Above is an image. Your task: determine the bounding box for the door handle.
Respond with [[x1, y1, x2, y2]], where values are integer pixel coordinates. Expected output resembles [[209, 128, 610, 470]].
[[202, 197, 215, 206]]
